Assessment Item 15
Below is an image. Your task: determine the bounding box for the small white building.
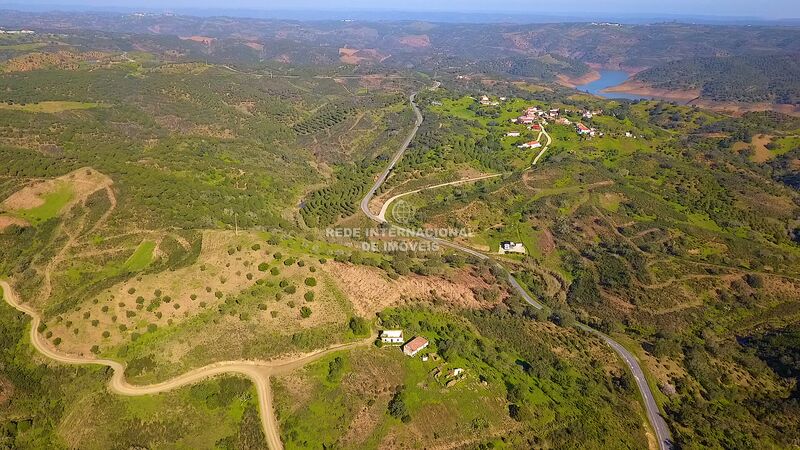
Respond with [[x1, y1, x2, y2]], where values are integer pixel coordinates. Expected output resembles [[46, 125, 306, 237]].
[[381, 329, 404, 345], [499, 241, 527, 254], [517, 140, 541, 149], [506, 131, 521, 137], [518, 116, 535, 125]]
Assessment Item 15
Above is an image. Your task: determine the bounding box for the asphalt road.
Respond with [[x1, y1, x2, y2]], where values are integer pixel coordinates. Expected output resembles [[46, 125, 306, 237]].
[[360, 89, 673, 450]]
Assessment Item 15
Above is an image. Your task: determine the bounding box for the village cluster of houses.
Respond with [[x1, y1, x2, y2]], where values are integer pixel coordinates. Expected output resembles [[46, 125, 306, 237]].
[[513, 105, 561, 125], [0, 29, 35, 34], [476, 95, 641, 147], [506, 104, 606, 140]]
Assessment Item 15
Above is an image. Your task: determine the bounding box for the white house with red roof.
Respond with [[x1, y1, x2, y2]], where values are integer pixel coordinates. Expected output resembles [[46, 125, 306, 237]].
[[403, 336, 429, 357], [517, 140, 542, 149], [576, 123, 592, 135], [518, 115, 535, 125]]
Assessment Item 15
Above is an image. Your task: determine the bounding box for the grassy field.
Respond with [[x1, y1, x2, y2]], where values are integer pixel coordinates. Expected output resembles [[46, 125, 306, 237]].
[[12, 181, 74, 223], [57, 376, 265, 449], [273, 306, 648, 449], [771, 135, 800, 156], [0, 42, 47, 51], [121, 240, 155, 272]]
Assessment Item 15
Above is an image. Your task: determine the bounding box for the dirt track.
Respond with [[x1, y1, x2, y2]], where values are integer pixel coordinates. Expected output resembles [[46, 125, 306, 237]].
[[1, 279, 373, 450], [0, 167, 373, 449]]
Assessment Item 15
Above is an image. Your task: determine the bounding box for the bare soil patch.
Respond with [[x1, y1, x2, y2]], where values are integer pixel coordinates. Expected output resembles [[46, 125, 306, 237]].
[[338, 47, 390, 64], [321, 262, 496, 316], [2, 167, 111, 211], [0, 215, 29, 231], [733, 134, 774, 163], [539, 228, 556, 255], [398, 34, 431, 48], [179, 36, 215, 45], [0, 376, 13, 407], [602, 80, 700, 102], [556, 70, 601, 88]]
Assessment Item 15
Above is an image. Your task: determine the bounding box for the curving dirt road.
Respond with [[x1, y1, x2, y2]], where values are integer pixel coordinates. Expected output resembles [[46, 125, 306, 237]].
[[532, 126, 553, 166], [377, 173, 503, 221], [2, 279, 374, 449], [360, 89, 673, 450]]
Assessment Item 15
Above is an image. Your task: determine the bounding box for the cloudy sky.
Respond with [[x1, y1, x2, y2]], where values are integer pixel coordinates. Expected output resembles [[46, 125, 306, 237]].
[[4, 0, 797, 19]]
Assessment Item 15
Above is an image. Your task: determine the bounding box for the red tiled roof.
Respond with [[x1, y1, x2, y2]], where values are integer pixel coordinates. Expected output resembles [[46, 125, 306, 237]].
[[404, 336, 428, 352]]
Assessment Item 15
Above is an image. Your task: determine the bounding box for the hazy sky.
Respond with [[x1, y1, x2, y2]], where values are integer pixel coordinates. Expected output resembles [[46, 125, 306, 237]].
[[3, 0, 798, 19]]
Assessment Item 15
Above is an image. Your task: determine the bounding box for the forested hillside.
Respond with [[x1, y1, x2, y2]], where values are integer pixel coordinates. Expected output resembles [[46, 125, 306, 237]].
[[2, 12, 800, 88], [634, 54, 800, 104]]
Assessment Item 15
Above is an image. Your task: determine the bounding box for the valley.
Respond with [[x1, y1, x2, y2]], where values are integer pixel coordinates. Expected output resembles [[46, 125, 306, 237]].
[[0, 9, 799, 450]]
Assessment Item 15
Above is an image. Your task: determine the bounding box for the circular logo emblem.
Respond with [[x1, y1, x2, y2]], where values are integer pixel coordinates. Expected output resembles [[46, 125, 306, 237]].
[[391, 199, 416, 224]]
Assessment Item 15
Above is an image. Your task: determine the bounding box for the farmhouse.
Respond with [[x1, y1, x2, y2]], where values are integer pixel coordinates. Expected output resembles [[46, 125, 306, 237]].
[[517, 140, 541, 149], [506, 131, 521, 137], [576, 123, 592, 135], [403, 336, 429, 357], [381, 329, 404, 345], [480, 95, 498, 106], [530, 123, 542, 131], [518, 116, 535, 125], [499, 241, 526, 254]]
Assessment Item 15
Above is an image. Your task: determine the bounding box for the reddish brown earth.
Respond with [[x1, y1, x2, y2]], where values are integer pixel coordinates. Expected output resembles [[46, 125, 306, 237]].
[[398, 34, 431, 48]]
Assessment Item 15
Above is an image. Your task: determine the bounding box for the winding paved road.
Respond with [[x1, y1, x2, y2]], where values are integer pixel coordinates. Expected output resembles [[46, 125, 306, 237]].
[[360, 89, 673, 450]]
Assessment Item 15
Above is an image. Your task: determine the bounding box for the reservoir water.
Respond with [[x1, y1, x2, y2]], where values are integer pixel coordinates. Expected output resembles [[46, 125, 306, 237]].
[[576, 70, 653, 101]]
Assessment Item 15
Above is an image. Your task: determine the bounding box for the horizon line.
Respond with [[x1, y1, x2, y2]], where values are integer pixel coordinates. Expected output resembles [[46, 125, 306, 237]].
[[0, 4, 798, 22]]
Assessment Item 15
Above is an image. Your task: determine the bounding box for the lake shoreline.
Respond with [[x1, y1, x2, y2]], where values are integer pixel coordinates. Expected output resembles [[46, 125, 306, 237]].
[[573, 70, 654, 101], [601, 80, 700, 102], [572, 71, 800, 116], [556, 70, 601, 88]]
